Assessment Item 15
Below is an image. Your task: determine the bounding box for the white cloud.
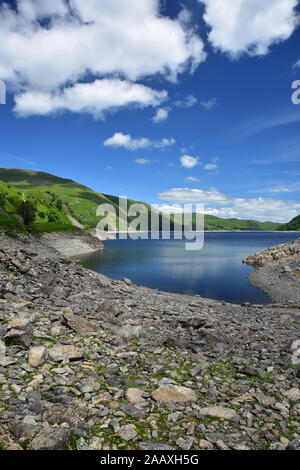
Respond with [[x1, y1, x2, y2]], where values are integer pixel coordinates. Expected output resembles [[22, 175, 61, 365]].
[[135, 158, 151, 165], [204, 156, 219, 171], [251, 186, 293, 194], [104, 133, 151, 151], [200, 97, 217, 109], [186, 176, 201, 182], [204, 163, 217, 171], [174, 95, 198, 108], [152, 107, 169, 123], [180, 155, 200, 169], [18, 0, 68, 20], [158, 188, 230, 205], [0, 0, 206, 117], [104, 133, 175, 151], [157, 186, 300, 222], [155, 138, 176, 149], [14, 79, 167, 118], [200, 0, 299, 57]]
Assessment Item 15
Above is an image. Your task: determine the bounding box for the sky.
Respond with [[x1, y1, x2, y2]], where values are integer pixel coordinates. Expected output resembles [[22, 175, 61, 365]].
[[0, 0, 300, 223]]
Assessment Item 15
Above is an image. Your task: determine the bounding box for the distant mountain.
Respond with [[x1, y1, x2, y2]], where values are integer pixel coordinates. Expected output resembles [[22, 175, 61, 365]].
[[277, 214, 300, 231], [0, 168, 281, 234]]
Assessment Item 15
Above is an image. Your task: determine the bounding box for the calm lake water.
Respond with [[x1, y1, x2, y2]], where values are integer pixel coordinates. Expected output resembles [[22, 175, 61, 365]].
[[79, 232, 300, 304]]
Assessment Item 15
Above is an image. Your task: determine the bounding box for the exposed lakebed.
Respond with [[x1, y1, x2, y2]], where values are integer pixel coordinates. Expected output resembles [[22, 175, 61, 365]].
[[79, 231, 300, 304]]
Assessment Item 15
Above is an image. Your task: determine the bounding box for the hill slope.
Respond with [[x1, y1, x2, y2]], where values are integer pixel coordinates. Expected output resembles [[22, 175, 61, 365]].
[[0, 168, 281, 233], [0, 168, 173, 233], [201, 214, 280, 231], [277, 214, 300, 231]]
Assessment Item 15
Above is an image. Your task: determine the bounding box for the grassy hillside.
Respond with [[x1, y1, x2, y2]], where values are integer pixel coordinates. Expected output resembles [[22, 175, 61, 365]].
[[277, 215, 300, 231], [201, 214, 280, 231], [0, 179, 78, 235], [0, 168, 281, 234], [0, 168, 173, 233]]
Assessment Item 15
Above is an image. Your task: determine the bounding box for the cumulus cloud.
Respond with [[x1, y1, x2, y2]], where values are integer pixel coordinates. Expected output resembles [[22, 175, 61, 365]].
[[157, 187, 300, 222], [104, 133, 175, 151], [18, 0, 68, 20], [200, 0, 299, 57], [14, 79, 167, 118], [152, 107, 169, 123], [158, 188, 230, 205], [180, 155, 200, 169], [0, 0, 206, 117], [104, 133, 151, 151]]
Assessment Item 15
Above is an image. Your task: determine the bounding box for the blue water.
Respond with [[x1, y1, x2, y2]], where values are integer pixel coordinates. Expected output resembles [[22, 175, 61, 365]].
[[79, 232, 300, 304]]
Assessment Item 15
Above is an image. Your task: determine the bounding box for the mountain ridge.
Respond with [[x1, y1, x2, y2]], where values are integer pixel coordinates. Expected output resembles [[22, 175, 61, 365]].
[[0, 168, 283, 233]]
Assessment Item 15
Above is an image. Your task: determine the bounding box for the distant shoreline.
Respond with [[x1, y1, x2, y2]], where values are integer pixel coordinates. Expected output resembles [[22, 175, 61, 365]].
[[96, 230, 300, 240]]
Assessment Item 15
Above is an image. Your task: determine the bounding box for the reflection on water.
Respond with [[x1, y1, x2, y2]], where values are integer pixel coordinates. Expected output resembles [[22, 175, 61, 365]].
[[79, 232, 300, 304]]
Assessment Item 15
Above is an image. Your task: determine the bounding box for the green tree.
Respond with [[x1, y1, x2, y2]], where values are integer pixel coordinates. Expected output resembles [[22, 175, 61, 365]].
[[17, 200, 36, 225]]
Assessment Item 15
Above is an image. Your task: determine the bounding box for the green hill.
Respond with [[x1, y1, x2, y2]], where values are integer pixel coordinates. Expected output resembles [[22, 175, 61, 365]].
[[0, 168, 172, 234], [0, 168, 281, 234], [200, 214, 280, 231], [277, 215, 300, 231]]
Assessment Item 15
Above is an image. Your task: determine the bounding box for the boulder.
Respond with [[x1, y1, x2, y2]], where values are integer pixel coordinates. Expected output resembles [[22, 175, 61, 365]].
[[125, 388, 148, 409], [198, 406, 238, 421], [118, 424, 137, 441], [28, 346, 46, 367], [27, 428, 71, 450], [48, 345, 85, 362], [5, 317, 33, 349], [152, 385, 197, 403]]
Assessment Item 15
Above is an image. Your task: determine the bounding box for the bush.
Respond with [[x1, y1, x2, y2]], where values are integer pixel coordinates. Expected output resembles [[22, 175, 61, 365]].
[[56, 199, 63, 211], [48, 211, 59, 223]]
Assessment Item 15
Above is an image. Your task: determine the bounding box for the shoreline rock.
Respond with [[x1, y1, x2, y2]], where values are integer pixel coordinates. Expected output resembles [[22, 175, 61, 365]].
[[0, 231, 299, 451], [41, 230, 103, 258], [243, 237, 300, 304]]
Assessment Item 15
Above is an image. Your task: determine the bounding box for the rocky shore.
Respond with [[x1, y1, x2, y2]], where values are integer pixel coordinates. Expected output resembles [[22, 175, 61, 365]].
[[0, 232, 299, 451], [41, 231, 103, 258], [244, 237, 300, 305]]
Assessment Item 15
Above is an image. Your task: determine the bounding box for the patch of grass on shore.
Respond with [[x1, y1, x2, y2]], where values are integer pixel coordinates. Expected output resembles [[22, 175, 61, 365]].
[[30, 222, 80, 235]]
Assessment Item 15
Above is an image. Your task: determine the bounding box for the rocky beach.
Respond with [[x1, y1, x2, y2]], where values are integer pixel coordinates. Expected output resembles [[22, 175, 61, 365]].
[[0, 231, 299, 451]]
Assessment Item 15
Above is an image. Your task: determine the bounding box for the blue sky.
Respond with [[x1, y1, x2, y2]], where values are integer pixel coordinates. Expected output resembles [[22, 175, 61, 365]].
[[0, 0, 300, 222]]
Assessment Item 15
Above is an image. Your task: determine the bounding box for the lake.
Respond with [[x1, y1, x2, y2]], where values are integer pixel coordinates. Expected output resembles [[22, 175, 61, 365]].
[[79, 232, 300, 304]]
